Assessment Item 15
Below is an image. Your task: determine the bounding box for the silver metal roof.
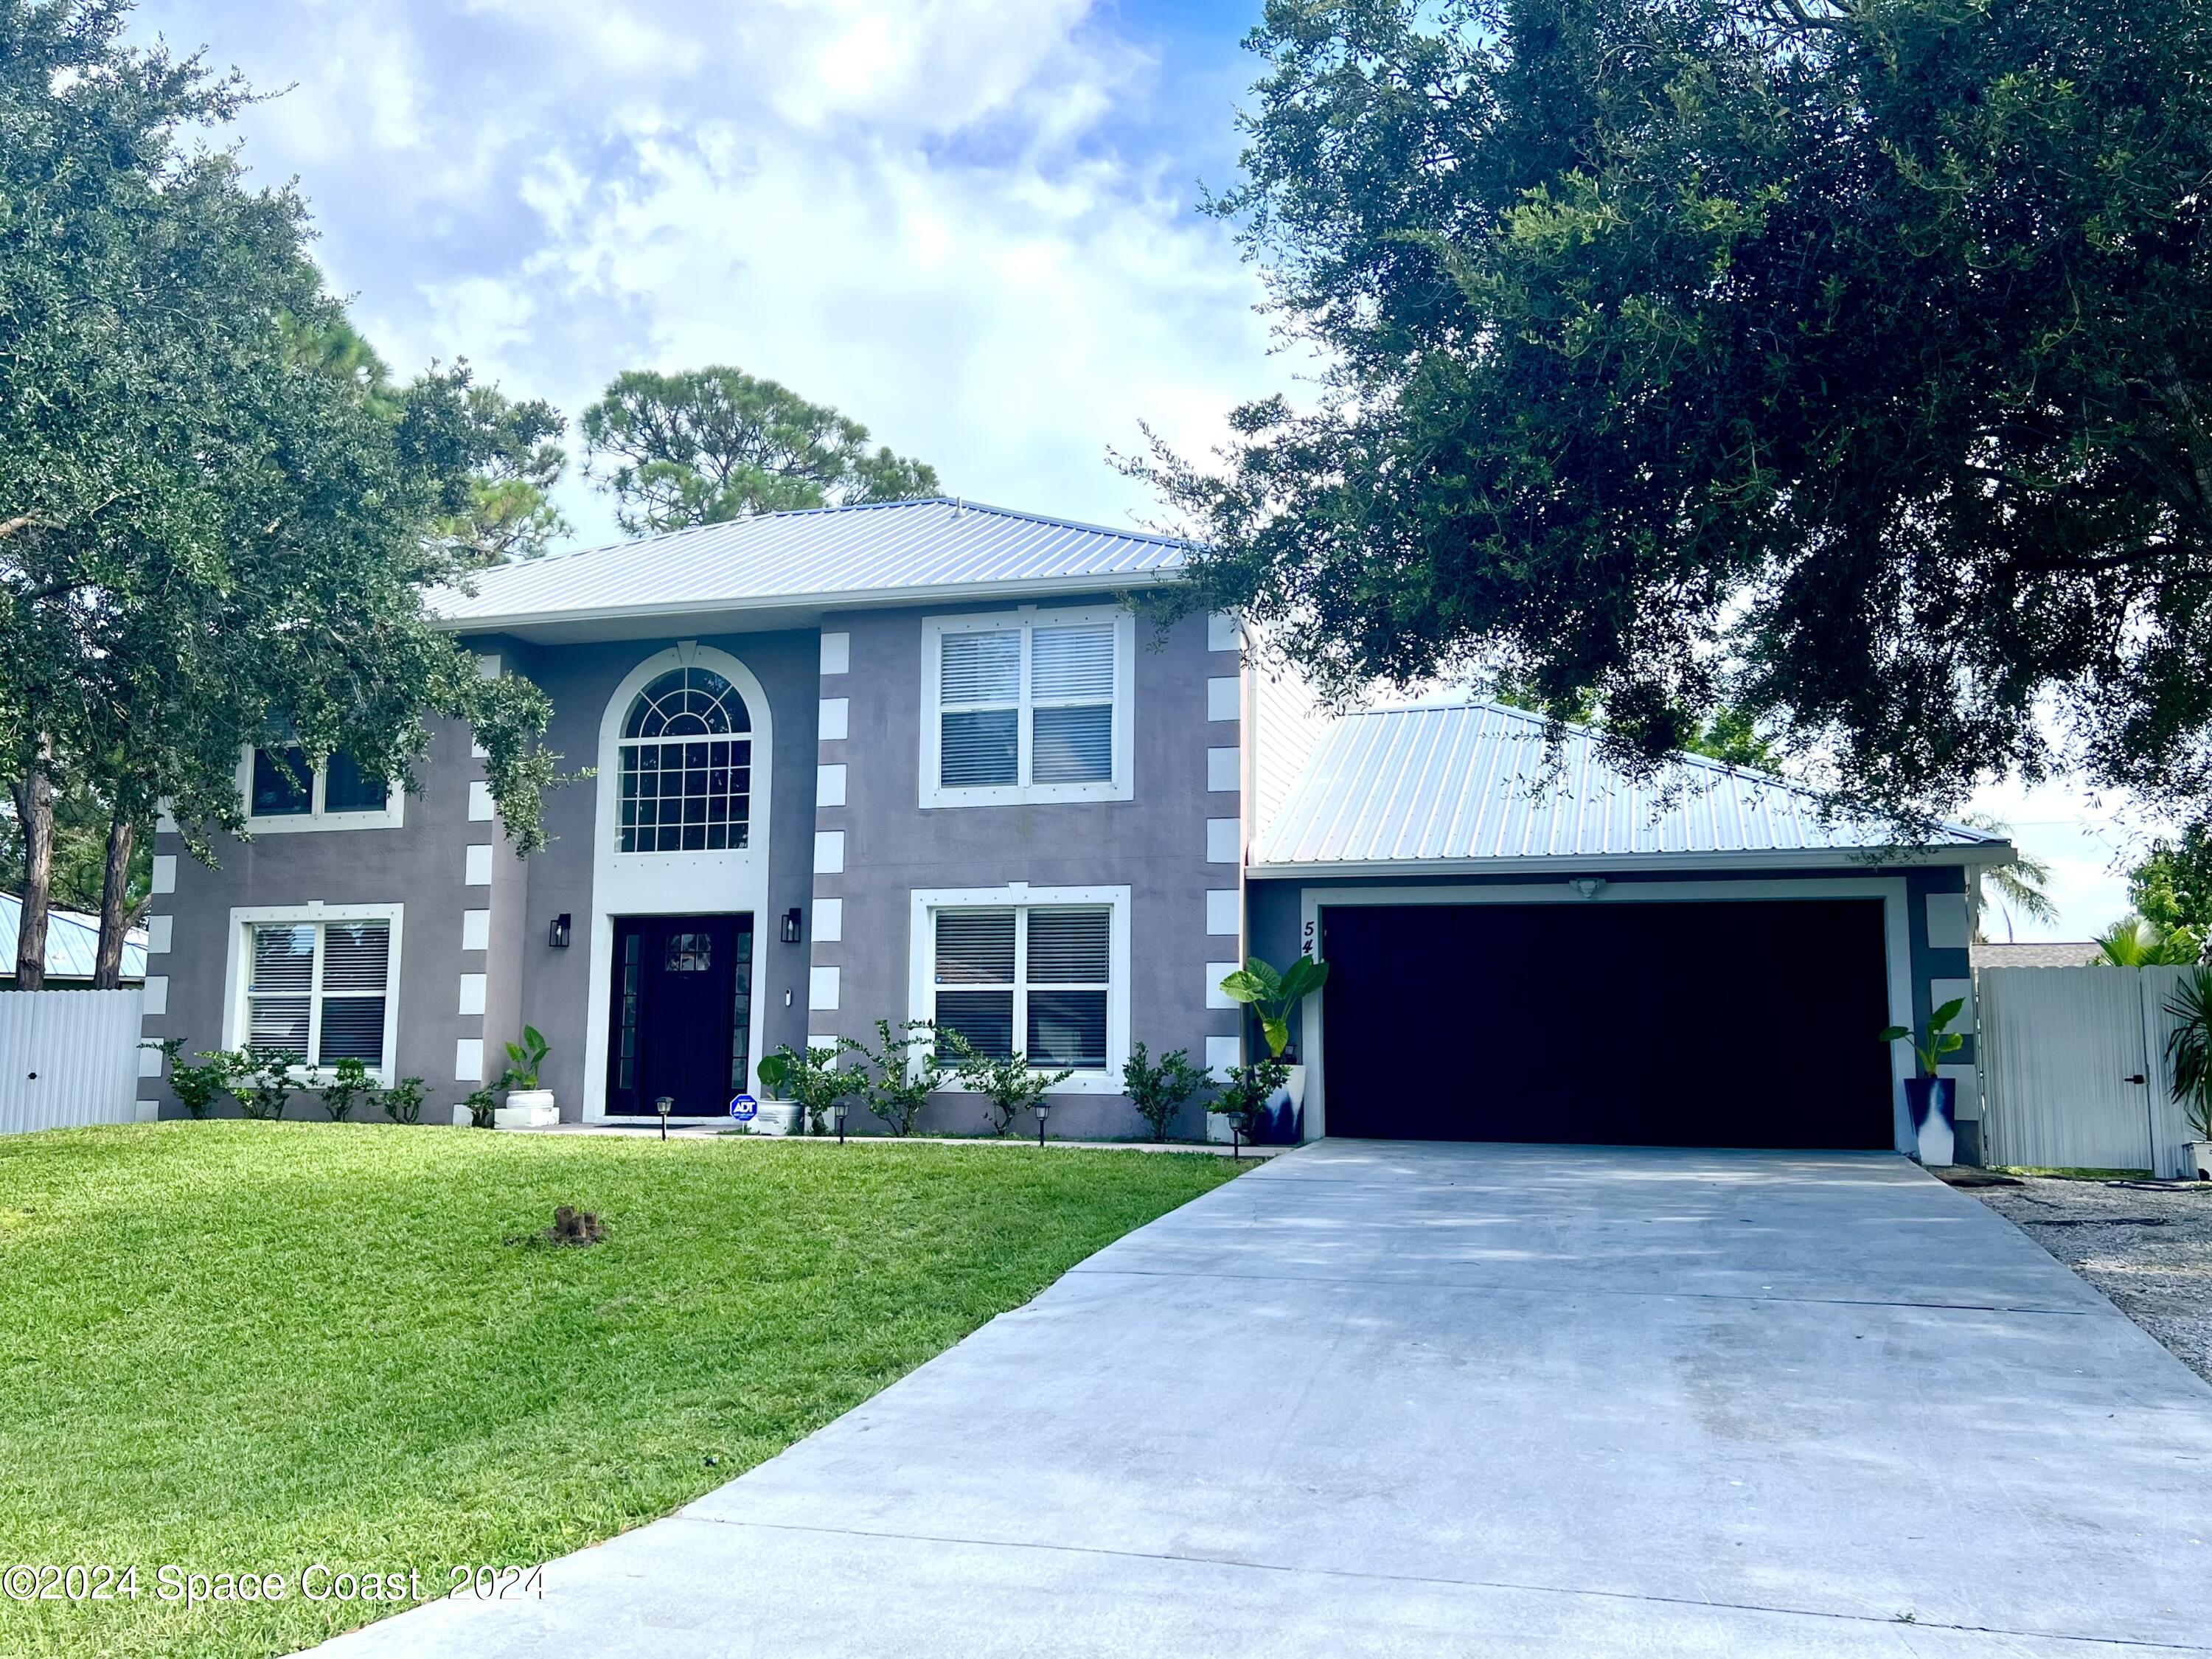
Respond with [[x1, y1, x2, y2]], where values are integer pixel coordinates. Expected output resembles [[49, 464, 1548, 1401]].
[[1251, 701, 2007, 873], [0, 893, 147, 981], [434, 498, 1187, 630]]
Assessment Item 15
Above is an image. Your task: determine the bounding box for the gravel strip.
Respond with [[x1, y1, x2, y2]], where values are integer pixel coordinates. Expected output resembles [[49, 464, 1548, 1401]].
[[1965, 1174, 2212, 1385]]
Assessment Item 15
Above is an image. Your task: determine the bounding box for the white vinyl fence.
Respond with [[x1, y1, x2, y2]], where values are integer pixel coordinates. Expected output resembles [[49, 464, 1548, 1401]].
[[0, 990, 147, 1135], [1979, 965, 2200, 1178]]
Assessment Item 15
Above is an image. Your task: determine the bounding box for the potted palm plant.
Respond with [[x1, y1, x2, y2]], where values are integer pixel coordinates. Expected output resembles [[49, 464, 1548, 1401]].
[[1220, 954, 1330, 1141], [2162, 968, 2212, 1180], [1879, 998, 1965, 1166], [496, 1026, 557, 1127]]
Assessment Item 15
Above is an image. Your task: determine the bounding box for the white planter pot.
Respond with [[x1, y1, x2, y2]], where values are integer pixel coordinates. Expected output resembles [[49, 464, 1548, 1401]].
[[451, 1103, 473, 1128], [496, 1090, 558, 1130], [2185, 1139, 2212, 1181], [753, 1102, 801, 1138], [1916, 1110, 1955, 1169]]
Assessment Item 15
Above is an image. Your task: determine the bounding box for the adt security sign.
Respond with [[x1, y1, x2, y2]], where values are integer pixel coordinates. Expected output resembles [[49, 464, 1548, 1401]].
[[729, 1093, 758, 1123]]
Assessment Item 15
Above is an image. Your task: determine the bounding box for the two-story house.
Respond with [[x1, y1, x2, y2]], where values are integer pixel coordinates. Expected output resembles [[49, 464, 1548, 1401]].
[[136, 496, 2012, 1155]]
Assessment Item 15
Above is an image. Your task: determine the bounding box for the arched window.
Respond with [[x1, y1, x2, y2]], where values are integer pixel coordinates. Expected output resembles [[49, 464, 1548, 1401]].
[[618, 667, 753, 852]]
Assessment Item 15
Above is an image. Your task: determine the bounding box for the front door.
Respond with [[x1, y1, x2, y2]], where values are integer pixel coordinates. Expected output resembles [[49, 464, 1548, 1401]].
[[608, 913, 754, 1117]]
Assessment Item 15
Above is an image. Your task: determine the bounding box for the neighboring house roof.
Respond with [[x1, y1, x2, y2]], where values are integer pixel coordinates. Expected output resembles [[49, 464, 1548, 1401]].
[[1249, 700, 2011, 875], [1972, 940, 2104, 970], [0, 892, 147, 982], [433, 498, 1188, 635]]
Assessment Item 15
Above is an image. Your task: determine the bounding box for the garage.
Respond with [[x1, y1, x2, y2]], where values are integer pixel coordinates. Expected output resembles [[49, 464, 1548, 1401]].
[[1244, 701, 2011, 1156], [1317, 898, 1895, 1148]]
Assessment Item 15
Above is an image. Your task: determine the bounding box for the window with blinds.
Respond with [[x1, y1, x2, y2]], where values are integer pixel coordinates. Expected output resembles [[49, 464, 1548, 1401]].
[[932, 905, 1110, 1071], [929, 612, 1124, 802], [245, 918, 393, 1069]]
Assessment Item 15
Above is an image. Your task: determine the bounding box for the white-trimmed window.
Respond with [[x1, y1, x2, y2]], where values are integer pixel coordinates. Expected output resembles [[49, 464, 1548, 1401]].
[[618, 667, 754, 852], [240, 745, 405, 832], [910, 885, 1130, 1091], [228, 905, 403, 1080], [920, 607, 1135, 807]]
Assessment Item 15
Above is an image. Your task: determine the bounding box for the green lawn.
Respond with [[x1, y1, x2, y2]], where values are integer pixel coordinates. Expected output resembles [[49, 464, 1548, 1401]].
[[0, 1122, 1242, 1659]]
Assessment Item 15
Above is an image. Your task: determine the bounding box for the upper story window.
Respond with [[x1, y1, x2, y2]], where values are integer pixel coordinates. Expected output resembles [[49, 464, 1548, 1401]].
[[244, 745, 403, 832], [619, 667, 752, 853], [920, 606, 1135, 808]]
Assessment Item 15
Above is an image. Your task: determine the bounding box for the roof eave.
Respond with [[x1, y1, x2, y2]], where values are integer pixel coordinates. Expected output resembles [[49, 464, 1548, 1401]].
[[1245, 842, 2014, 880], [431, 568, 1187, 636]]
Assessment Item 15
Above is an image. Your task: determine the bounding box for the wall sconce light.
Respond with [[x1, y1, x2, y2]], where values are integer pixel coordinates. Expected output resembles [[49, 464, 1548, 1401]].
[[1568, 877, 1607, 901], [781, 907, 803, 945], [549, 913, 572, 947]]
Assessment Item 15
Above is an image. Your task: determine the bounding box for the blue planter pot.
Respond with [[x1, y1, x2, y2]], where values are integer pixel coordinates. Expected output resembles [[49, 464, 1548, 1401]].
[[1905, 1076, 1955, 1166]]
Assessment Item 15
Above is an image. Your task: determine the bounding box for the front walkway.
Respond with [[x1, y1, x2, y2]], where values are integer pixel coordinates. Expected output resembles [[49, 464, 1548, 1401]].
[[316, 1142, 2212, 1656]]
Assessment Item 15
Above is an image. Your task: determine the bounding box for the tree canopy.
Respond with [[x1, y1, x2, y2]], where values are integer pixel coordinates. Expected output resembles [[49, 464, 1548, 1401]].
[[0, 0, 562, 976], [2128, 824, 2212, 961], [580, 366, 939, 536], [1140, 0, 2212, 824]]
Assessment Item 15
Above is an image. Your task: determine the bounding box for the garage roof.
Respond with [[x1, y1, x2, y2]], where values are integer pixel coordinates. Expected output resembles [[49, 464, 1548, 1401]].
[[1250, 701, 2008, 874], [433, 498, 1186, 632], [1, 892, 147, 982]]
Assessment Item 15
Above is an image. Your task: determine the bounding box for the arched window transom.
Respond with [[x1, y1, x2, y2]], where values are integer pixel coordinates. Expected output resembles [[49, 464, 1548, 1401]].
[[619, 667, 753, 852]]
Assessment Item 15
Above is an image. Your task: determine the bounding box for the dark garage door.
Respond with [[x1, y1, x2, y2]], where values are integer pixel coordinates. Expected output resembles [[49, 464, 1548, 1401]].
[[1320, 900, 1894, 1148]]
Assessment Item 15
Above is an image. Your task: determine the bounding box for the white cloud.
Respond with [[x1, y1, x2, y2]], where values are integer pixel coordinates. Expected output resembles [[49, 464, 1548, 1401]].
[[133, 0, 1295, 546], [1964, 773, 2176, 943]]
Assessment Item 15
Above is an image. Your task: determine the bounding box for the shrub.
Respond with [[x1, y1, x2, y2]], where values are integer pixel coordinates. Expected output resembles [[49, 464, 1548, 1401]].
[[1121, 1043, 1211, 1141], [462, 1087, 499, 1130], [212, 1048, 301, 1121], [758, 1041, 858, 1134], [942, 1032, 1071, 1136], [380, 1076, 426, 1125], [319, 1056, 373, 1121], [850, 1019, 946, 1137], [143, 1041, 229, 1120], [1211, 1057, 1290, 1146]]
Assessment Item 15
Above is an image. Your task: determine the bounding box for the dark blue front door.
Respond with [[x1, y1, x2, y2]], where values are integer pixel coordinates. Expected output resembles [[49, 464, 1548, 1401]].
[[607, 914, 754, 1117]]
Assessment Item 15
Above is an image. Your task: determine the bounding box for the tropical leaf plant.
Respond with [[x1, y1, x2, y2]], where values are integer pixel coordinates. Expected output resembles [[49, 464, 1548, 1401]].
[[1879, 999, 1965, 1079], [2096, 915, 2199, 967], [501, 1025, 551, 1091], [2163, 969, 2212, 1142], [1218, 955, 1330, 1059]]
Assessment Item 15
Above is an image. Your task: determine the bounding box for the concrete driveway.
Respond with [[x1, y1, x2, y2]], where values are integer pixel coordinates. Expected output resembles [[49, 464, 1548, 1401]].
[[316, 1142, 2212, 1657]]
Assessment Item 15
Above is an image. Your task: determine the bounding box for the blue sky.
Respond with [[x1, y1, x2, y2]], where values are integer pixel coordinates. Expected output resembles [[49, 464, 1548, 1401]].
[[125, 0, 2155, 939], [131, 0, 1294, 549]]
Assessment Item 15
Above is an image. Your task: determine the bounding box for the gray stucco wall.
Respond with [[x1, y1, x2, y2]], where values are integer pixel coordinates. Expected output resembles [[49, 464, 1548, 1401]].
[[142, 714, 494, 1121], [481, 630, 821, 1119], [139, 629, 822, 1123], [810, 599, 1239, 1138]]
